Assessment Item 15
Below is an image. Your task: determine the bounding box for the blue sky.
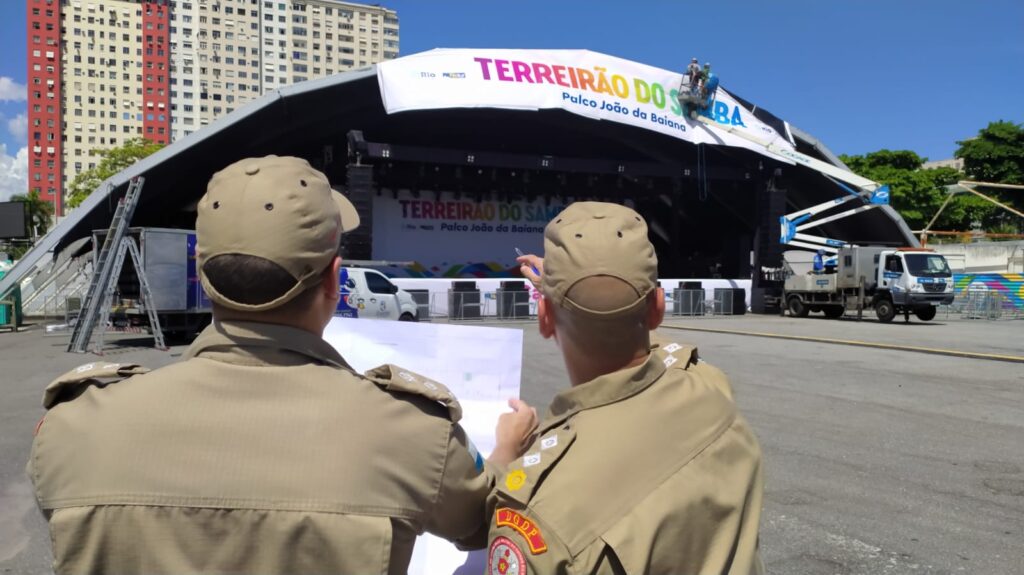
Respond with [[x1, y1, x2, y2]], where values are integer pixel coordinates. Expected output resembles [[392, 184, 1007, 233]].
[[2, 0, 1022, 199]]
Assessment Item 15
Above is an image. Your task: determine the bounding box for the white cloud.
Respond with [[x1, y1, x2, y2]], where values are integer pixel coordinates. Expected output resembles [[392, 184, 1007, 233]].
[[7, 113, 28, 143], [0, 77, 28, 102], [0, 143, 30, 202]]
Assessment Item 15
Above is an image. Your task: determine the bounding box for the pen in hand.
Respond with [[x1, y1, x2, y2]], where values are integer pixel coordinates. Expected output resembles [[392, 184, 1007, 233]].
[[514, 247, 540, 276]]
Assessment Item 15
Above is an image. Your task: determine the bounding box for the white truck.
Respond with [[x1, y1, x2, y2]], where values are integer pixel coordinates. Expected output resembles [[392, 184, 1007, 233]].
[[783, 247, 954, 323], [337, 266, 419, 322]]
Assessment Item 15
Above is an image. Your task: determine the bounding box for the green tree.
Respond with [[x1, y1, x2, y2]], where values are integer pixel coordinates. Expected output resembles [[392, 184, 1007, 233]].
[[955, 121, 1024, 223], [840, 149, 998, 231], [67, 138, 164, 209], [11, 188, 54, 238], [839, 147, 991, 230], [956, 121, 1024, 185]]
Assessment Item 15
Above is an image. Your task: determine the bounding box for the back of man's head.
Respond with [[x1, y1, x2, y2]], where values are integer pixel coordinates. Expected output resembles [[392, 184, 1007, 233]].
[[541, 201, 661, 361], [196, 155, 360, 320]]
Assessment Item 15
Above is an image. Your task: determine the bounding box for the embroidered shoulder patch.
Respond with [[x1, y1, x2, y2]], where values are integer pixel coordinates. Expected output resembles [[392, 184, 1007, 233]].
[[489, 536, 527, 575], [505, 469, 527, 491], [495, 508, 547, 554]]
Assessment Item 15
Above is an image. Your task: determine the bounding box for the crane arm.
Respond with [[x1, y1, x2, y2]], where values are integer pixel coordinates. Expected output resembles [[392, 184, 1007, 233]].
[[694, 115, 890, 253]]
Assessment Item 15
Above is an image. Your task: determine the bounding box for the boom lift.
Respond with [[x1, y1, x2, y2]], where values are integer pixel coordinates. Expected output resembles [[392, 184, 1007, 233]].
[[694, 114, 891, 254], [681, 76, 892, 254]]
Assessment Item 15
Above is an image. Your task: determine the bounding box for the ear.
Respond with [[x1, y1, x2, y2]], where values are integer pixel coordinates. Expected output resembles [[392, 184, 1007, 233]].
[[323, 256, 342, 301], [646, 287, 665, 330], [537, 296, 556, 339]]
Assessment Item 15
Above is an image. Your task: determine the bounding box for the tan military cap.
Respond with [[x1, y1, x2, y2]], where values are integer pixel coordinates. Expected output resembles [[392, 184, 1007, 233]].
[[542, 201, 657, 315], [196, 155, 360, 311]]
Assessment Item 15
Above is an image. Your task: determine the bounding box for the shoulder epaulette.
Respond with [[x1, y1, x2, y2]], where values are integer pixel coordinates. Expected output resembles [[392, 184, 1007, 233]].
[[42, 362, 150, 409], [657, 341, 699, 370], [364, 364, 463, 422]]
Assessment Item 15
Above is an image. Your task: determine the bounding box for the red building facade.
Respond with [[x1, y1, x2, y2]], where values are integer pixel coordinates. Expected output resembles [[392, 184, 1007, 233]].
[[141, 0, 170, 143], [26, 0, 63, 215]]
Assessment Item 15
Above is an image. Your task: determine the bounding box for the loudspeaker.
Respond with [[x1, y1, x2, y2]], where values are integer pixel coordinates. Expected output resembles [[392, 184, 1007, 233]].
[[343, 164, 374, 261]]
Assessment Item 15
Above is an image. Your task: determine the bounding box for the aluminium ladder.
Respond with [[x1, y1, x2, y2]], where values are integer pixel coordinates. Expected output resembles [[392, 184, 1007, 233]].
[[90, 234, 166, 352], [67, 176, 165, 353]]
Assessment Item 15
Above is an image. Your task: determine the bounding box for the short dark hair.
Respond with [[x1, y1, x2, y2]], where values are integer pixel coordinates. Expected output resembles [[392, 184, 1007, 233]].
[[202, 254, 301, 305]]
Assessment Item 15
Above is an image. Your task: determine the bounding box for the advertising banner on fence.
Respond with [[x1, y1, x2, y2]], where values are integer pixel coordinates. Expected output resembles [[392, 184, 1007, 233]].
[[377, 49, 795, 162], [372, 190, 566, 277]]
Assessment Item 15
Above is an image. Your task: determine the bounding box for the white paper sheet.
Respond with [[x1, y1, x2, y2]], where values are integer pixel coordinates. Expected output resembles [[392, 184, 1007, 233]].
[[322, 318, 524, 575]]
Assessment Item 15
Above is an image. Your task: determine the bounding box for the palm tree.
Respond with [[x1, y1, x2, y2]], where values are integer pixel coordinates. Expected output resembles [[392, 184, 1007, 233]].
[[11, 189, 54, 239]]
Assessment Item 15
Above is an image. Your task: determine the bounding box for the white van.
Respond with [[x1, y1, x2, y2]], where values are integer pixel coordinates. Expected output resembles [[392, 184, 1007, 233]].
[[336, 267, 419, 321]]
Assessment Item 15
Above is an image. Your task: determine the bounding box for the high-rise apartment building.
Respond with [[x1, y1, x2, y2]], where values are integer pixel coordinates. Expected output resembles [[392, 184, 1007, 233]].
[[25, 0, 398, 216]]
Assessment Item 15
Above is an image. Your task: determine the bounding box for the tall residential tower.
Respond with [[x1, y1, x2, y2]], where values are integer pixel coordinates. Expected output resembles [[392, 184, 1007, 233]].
[[25, 0, 398, 216]]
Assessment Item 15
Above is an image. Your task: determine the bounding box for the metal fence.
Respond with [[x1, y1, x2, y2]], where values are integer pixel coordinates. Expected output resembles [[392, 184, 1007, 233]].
[[940, 290, 1024, 321], [438, 287, 751, 321], [418, 290, 539, 321], [665, 288, 746, 317]]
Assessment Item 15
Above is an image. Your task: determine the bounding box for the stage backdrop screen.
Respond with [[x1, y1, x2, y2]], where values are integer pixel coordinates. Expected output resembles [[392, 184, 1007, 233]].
[[0, 202, 28, 239], [372, 190, 563, 278]]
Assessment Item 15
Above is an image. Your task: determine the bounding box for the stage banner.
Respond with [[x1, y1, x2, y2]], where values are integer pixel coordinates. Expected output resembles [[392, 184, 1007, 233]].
[[377, 49, 795, 161], [372, 189, 561, 277]]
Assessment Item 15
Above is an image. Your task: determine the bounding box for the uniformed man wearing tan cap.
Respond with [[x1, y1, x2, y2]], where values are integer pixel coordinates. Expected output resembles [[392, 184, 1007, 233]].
[[27, 155, 538, 575], [488, 201, 765, 574]]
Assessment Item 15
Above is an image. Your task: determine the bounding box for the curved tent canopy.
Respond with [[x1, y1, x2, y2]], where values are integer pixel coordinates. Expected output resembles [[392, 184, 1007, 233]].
[[2, 53, 915, 296]]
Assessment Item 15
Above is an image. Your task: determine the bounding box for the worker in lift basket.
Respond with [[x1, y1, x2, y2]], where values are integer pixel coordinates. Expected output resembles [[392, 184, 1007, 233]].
[[813, 249, 826, 273], [686, 57, 702, 93]]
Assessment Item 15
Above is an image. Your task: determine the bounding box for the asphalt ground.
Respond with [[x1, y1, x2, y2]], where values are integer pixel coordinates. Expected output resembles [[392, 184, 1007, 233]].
[[1, 314, 1022, 575]]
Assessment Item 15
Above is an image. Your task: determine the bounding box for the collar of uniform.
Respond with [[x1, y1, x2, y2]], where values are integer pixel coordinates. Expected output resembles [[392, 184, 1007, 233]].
[[183, 320, 352, 369], [545, 349, 668, 424]]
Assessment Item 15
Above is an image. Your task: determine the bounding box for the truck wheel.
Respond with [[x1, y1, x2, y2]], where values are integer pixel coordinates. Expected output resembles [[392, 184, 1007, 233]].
[[823, 306, 844, 319], [914, 306, 937, 321], [875, 299, 896, 323], [399, 312, 417, 322], [788, 296, 809, 318]]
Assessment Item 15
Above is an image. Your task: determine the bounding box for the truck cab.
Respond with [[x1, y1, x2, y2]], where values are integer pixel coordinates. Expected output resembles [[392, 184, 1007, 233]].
[[335, 267, 418, 321], [873, 248, 954, 321]]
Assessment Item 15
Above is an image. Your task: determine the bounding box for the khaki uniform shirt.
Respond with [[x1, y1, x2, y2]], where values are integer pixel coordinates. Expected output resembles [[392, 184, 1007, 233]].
[[485, 341, 764, 575], [28, 320, 491, 575]]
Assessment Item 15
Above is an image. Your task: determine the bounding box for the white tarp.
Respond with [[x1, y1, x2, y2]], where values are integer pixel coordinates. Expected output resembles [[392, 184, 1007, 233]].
[[322, 318, 524, 575], [377, 49, 795, 162]]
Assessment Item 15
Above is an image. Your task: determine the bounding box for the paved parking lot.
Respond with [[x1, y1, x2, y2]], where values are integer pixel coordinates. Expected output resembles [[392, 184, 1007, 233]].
[[1, 314, 1022, 574]]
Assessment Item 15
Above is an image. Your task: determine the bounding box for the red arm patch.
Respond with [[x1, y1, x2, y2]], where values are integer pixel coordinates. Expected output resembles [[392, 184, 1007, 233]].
[[495, 507, 547, 554]]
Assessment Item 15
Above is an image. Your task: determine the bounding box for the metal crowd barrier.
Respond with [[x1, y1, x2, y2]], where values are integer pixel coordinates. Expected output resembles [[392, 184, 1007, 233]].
[[667, 287, 746, 317], [427, 290, 536, 321], [939, 290, 1022, 321]]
